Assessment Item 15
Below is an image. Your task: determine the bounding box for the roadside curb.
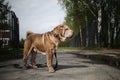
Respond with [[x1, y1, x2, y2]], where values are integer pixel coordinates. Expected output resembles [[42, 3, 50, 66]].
[[79, 53, 120, 69], [64, 50, 120, 69]]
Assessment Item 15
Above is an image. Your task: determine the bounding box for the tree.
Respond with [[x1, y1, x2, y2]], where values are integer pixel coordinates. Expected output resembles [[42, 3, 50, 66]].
[[59, 0, 98, 47], [19, 38, 25, 48], [0, 0, 11, 23], [0, 0, 11, 48], [59, 0, 120, 48], [59, 0, 86, 46], [99, 0, 120, 48]]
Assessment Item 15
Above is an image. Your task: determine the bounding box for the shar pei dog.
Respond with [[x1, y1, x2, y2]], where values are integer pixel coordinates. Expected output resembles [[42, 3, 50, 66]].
[[23, 24, 73, 73]]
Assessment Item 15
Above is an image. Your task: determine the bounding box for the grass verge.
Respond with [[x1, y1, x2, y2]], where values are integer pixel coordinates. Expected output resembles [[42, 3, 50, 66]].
[[58, 47, 103, 51], [58, 47, 81, 51]]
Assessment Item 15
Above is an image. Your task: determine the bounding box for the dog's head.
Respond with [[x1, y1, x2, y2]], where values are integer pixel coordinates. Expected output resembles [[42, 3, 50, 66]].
[[53, 24, 73, 42]]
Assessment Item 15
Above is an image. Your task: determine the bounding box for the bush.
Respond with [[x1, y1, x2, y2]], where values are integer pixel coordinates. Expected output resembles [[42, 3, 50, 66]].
[[19, 38, 25, 48]]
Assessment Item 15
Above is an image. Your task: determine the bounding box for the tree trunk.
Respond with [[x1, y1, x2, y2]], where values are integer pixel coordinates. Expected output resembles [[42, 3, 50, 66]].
[[98, 8, 102, 47], [79, 25, 83, 46]]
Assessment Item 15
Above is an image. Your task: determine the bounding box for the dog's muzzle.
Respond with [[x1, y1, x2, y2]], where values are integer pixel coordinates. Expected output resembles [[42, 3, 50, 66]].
[[65, 29, 74, 38]]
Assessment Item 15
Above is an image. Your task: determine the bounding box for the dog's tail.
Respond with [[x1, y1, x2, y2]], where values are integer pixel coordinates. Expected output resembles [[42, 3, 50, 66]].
[[26, 31, 34, 38]]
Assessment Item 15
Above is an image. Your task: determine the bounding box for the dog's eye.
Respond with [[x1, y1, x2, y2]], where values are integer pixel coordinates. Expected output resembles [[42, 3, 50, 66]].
[[60, 27, 64, 30]]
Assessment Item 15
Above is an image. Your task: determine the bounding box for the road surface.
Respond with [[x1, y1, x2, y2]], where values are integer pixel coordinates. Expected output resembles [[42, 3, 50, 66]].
[[0, 51, 120, 80]]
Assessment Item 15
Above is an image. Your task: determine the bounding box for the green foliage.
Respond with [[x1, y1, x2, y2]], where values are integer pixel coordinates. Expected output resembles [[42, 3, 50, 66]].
[[0, 0, 11, 21], [19, 38, 25, 48], [59, 0, 120, 48], [59, 0, 98, 36]]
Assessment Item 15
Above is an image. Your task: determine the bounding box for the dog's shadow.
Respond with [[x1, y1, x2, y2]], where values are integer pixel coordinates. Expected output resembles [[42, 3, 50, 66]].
[[56, 64, 88, 71], [12, 64, 88, 71], [13, 63, 47, 69]]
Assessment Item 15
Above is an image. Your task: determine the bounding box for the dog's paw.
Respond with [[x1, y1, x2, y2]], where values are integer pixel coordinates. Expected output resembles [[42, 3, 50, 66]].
[[48, 67, 55, 73], [32, 65, 38, 69], [23, 66, 27, 70]]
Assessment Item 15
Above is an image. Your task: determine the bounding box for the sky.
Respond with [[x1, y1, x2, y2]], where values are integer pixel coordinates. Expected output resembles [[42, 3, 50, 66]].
[[6, 0, 65, 39]]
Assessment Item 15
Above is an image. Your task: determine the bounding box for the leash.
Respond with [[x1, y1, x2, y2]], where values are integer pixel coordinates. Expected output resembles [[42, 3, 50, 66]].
[[54, 52, 58, 70]]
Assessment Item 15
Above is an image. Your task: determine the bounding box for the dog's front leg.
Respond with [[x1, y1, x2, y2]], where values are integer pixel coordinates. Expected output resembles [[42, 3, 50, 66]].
[[46, 50, 55, 73]]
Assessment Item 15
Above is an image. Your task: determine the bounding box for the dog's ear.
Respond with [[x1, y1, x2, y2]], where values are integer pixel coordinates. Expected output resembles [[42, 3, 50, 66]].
[[54, 24, 64, 30], [26, 31, 34, 38]]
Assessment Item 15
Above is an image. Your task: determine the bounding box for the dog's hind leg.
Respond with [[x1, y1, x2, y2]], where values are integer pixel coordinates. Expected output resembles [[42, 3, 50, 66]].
[[23, 40, 33, 69], [23, 46, 33, 69], [31, 50, 38, 68], [23, 53, 28, 69]]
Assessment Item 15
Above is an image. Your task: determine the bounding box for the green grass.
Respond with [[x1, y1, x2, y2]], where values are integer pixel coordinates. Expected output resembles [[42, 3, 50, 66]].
[[82, 47, 103, 50], [58, 47, 103, 51], [58, 47, 81, 51]]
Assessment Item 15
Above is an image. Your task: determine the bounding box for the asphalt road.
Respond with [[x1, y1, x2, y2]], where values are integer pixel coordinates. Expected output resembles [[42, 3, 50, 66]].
[[0, 51, 120, 80]]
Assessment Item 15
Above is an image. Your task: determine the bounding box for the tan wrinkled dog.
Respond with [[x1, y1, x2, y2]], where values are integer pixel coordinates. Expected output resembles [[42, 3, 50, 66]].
[[23, 24, 73, 73]]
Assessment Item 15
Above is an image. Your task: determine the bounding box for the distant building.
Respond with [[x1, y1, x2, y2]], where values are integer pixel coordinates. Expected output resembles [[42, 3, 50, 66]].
[[0, 11, 19, 48]]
